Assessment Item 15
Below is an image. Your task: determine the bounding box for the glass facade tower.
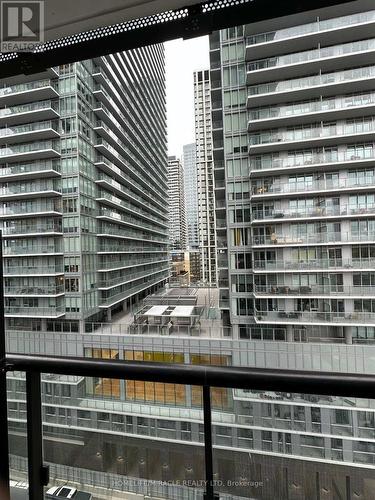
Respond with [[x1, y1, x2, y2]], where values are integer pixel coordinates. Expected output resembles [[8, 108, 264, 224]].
[[183, 142, 199, 249], [194, 69, 218, 285], [0, 47, 170, 330]]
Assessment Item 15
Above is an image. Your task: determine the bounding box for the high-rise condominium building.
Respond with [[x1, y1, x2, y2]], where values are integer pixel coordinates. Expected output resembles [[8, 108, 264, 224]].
[[167, 155, 187, 250], [208, 0, 375, 493], [0, 47, 169, 330], [194, 70, 218, 285], [183, 142, 199, 249]]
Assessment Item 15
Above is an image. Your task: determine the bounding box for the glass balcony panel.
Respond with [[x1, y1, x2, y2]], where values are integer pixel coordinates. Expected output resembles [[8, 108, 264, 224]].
[[248, 39, 375, 72]]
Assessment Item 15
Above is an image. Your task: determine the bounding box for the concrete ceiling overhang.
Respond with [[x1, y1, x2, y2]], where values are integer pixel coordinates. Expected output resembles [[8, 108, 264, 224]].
[[39, 0, 201, 43]]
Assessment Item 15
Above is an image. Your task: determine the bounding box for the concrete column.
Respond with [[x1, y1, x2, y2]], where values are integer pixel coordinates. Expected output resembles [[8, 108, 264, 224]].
[[231, 324, 239, 339], [344, 326, 353, 345], [107, 308, 112, 322], [79, 319, 85, 334], [122, 300, 127, 313], [286, 325, 294, 343], [41, 318, 47, 331]]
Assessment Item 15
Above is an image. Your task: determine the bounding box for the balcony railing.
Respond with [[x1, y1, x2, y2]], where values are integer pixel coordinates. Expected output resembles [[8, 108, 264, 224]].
[[1, 221, 62, 236], [3, 354, 375, 500], [98, 207, 168, 235], [251, 177, 375, 195], [2, 244, 63, 256], [247, 39, 375, 72], [0, 120, 59, 140], [255, 310, 375, 324], [0, 182, 60, 198], [249, 92, 375, 122], [253, 258, 375, 271], [0, 160, 60, 178], [4, 264, 63, 275], [250, 150, 375, 171], [251, 204, 375, 221], [252, 231, 375, 246], [4, 284, 64, 296], [249, 121, 375, 146], [248, 65, 375, 97], [253, 285, 375, 296], [0, 79, 57, 98], [0, 100, 58, 118], [246, 10, 375, 46], [4, 305, 65, 316]]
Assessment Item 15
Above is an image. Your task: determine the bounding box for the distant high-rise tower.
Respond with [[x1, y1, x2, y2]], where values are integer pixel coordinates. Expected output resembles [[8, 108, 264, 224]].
[[194, 70, 218, 285], [183, 143, 199, 249], [167, 156, 187, 250]]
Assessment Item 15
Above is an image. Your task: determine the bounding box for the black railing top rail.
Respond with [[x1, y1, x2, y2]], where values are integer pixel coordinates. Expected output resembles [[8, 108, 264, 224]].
[[5, 353, 375, 399]]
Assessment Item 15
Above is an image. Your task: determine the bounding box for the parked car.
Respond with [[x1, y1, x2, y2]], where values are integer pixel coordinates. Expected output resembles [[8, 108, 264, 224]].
[[46, 485, 92, 500]]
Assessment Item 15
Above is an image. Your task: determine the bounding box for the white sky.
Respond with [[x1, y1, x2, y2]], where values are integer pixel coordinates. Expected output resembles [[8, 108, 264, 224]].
[[165, 36, 209, 159]]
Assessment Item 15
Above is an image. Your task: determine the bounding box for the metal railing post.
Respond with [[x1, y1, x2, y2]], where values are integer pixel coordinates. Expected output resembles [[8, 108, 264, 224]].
[[26, 371, 45, 499], [203, 385, 214, 500], [0, 231, 10, 500]]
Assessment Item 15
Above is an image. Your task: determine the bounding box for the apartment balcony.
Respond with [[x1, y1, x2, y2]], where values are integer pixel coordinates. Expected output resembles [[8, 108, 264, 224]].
[[253, 284, 375, 298], [0, 182, 61, 201], [0, 200, 62, 219], [5, 355, 370, 500], [95, 174, 167, 222], [246, 39, 375, 85], [219, 298, 230, 309], [249, 123, 375, 153], [94, 122, 166, 193], [0, 160, 60, 182], [0, 79, 59, 106], [216, 219, 227, 230], [245, 11, 375, 59], [95, 159, 167, 217], [215, 199, 226, 210], [93, 84, 167, 174], [251, 204, 375, 223], [94, 118, 162, 178], [251, 176, 375, 198], [3, 264, 63, 276], [98, 244, 166, 254], [0, 100, 59, 126], [0, 120, 60, 146], [96, 191, 168, 228], [252, 231, 375, 247], [99, 274, 168, 308], [248, 93, 375, 130], [253, 258, 375, 272], [1, 221, 62, 237], [94, 140, 166, 198], [0, 141, 61, 164], [4, 305, 65, 318], [255, 310, 375, 326], [1, 66, 59, 86], [93, 102, 166, 173], [250, 150, 375, 176], [247, 66, 375, 107], [217, 238, 227, 249], [98, 257, 168, 272], [4, 284, 64, 297], [98, 266, 170, 290], [97, 208, 168, 237], [98, 230, 168, 246], [3, 244, 63, 257]]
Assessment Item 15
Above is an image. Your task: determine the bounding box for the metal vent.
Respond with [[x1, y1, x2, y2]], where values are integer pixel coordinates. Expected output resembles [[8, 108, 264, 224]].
[[34, 8, 189, 53]]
